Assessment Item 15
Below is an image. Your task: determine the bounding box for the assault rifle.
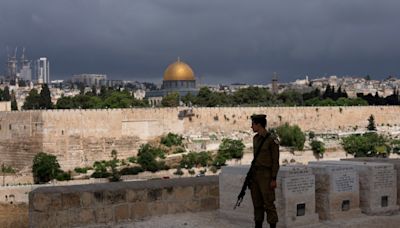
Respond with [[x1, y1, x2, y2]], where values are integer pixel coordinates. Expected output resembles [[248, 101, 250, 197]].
[[234, 136, 268, 209]]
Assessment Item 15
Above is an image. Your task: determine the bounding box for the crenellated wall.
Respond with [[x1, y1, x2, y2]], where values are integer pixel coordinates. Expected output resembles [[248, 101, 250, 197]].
[[1, 106, 399, 171]]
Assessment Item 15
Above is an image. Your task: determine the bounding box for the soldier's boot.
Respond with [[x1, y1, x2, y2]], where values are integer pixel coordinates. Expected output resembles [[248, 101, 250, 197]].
[[269, 223, 276, 228], [255, 221, 263, 228]]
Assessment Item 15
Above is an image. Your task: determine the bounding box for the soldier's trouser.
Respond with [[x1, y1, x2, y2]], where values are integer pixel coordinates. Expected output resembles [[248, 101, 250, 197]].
[[250, 169, 278, 224]]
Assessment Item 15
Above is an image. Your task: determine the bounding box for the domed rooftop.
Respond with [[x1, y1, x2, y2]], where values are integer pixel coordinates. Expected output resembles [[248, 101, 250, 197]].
[[163, 58, 195, 81]]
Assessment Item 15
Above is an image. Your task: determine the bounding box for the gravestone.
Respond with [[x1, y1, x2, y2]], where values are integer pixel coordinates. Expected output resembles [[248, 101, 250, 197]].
[[219, 165, 253, 223], [276, 165, 319, 227], [317, 160, 398, 215], [219, 165, 319, 227], [308, 162, 362, 220], [343, 158, 400, 206]]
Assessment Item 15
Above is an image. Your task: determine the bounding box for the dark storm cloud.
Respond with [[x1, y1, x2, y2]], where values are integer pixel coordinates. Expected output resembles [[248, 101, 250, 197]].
[[1, 0, 399, 83]]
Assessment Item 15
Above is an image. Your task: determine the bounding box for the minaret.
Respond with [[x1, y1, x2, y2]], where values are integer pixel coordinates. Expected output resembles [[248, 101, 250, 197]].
[[272, 72, 278, 95]]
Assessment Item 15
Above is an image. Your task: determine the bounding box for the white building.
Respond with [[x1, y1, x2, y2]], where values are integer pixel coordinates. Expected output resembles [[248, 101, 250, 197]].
[[71, 74, 107, 87], [36, 57, 50, 84]]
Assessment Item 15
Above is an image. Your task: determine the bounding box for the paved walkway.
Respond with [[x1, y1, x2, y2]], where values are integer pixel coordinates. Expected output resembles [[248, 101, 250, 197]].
[[81, 211, 400, 228]]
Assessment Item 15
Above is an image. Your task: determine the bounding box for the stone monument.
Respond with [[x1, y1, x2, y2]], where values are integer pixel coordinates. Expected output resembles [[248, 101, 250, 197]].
[[343, 158, 400, 206], [308, 162, 362, 220], [219, 165, 320, 227], [316, 160, 398, 215]]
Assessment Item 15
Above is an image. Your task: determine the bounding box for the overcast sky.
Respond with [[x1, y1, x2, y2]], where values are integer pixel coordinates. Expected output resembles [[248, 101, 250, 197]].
[[1, 0, 399, 84]]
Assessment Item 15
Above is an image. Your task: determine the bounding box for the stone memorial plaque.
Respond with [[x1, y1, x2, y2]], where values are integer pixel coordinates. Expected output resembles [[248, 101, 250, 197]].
[[285, 176, 314, 195], [332, 171, 357, 193]]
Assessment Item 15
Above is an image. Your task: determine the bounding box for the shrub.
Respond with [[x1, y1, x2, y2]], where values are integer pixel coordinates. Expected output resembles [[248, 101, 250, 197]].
[[127, 156, 137, 163], [55, 171, 71, 181], [310, 140, 325, 158], [218, 138, 245, 160], [173, 146, 185, 154], [367, 115, 377, 131], [160, 133, 183, 147], [173, 167, 184, 176], [137, 144, 167, 172], [210, 166, 218, 173], [392, 140, 400, 154], [211, 154, 227, 169], [74, 167, 89, 174], [308, 131, 315, 140], [188, 169, 195, 175], [32, 152, 62, 184], [109, 150, 121, 182], [91, 160, 111, 178], [119, 166, 144, 175], [180, 151, 212, 169], [276, 123, 305, 150], [341, 132, 390, 157]]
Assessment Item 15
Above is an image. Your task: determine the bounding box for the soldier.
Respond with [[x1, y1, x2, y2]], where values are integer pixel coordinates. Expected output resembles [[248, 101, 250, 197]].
[[250, 114, 279, 228]]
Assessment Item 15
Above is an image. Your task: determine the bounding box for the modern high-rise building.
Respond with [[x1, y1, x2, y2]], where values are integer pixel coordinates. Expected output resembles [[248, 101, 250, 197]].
[[19, 48, 32, 81], [36, 57, 50, 84], [6, 47, 18, 81]]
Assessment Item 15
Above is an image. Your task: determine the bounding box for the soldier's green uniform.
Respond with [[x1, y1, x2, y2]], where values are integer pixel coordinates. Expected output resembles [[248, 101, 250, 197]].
[[250, 115, 280, 227]]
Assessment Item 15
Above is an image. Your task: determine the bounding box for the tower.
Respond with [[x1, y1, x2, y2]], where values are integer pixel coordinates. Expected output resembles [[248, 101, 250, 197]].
[[36, 57, 50, 84], [6, 47, 18, 81], [272, 72, 278, 95], [19, 48, 32, 81]]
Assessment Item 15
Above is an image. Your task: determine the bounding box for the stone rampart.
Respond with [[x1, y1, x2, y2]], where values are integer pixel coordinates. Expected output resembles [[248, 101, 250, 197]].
[[0, 203, 28, 228], [1, 106, 400, 170], [29, 176, 219, 227]]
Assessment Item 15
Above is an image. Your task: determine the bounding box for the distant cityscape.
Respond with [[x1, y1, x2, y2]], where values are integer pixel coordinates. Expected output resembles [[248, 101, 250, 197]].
[[1, 48, 400, 110]]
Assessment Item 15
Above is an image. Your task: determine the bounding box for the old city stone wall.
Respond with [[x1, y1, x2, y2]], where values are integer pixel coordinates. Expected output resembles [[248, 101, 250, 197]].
[[1, 106, 399, 171], [0, 111, 43, 170], [29, 176, 219, 227]]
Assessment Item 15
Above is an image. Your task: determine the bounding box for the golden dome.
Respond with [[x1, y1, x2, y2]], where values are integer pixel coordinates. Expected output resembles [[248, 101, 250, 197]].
[[163, 59, 195, 81]]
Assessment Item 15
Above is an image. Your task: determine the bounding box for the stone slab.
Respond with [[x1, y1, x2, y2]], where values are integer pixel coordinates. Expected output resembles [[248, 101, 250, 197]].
[[219, 165, 319, 227], [343, 158, 400, 206], [309, 162, 362, 220], [316, 160, 399, 215]]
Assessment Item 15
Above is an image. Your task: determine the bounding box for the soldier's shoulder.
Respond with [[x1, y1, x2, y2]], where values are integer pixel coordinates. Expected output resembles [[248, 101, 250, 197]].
[[269, 132, 280, 145]]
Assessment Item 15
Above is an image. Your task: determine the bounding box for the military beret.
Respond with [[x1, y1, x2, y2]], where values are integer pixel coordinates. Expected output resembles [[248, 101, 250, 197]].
[[251, 114, 267, 121]]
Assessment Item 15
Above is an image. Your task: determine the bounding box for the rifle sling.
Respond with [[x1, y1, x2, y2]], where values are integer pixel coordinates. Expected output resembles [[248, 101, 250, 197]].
[[251, 134, 268, 167]]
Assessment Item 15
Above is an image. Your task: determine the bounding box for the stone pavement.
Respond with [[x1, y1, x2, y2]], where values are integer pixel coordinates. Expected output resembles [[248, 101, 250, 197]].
[[80, 210, 400, 228]]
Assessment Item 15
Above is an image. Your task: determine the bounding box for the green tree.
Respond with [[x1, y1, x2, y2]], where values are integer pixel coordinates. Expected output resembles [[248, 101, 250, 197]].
[[276, 123, 306, 150], [32, 152, 62, 184], [161, 92, 180, 107], [181, 92, 196, 106], [3, 86, 11, 101], [103, 91, 132, 108], [367, 114, 377, 131], [137, 144, 167, 172], [10, 90, 18, 110], [22, 89, 41, 110], [40, 84, 53, 109]]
